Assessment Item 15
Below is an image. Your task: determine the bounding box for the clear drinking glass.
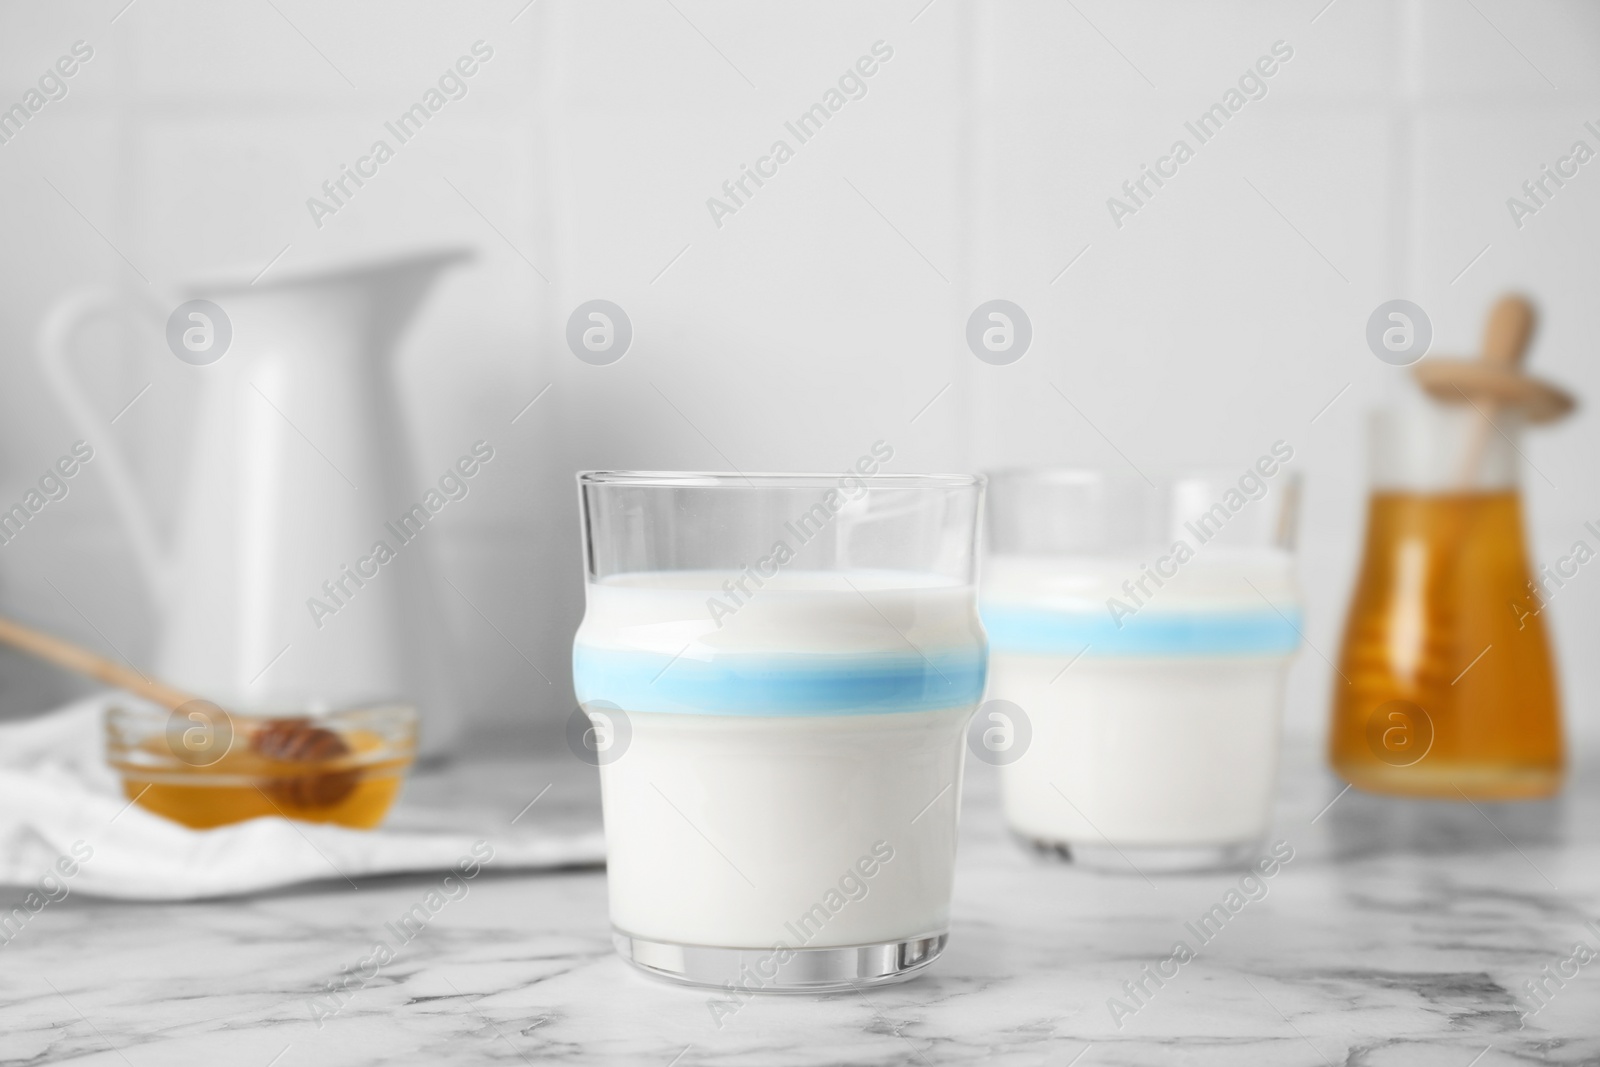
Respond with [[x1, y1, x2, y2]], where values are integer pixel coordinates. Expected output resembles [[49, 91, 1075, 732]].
[[981, 464, 1301, 872], [573, 469, 986, 992]]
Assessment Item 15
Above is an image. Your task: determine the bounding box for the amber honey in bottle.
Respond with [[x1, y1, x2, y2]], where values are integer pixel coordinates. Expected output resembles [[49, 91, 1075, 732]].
[[1329, 403, 1563, 799]]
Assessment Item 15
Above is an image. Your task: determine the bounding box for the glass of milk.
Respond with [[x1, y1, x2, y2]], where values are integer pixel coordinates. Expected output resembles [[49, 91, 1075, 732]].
[[980, 464, 1301, 872], [573, 467, 986, 992]]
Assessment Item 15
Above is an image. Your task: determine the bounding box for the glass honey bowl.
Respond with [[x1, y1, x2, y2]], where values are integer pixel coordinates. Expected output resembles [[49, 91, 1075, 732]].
[[106, 702, 418, 829]]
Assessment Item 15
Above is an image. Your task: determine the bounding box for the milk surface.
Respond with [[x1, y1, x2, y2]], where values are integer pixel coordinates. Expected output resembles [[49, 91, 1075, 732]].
[[574, 569, 985, 948], [981, 551, 1299, 849]]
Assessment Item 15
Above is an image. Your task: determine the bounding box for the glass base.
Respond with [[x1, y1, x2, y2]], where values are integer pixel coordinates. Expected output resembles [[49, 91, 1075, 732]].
[[1331, 759, 1563, 801], [1021, 834, 1260, 874], [613, 929, 947, 993]]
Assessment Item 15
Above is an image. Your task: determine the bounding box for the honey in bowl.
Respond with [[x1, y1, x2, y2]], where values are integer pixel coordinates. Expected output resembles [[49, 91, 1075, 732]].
[[1329, 490, 1562, 799], [106, 703, 417, 830]]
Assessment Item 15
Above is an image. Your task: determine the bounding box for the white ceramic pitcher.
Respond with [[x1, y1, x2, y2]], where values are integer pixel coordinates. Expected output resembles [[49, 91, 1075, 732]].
[[37, 248, 472, 758]]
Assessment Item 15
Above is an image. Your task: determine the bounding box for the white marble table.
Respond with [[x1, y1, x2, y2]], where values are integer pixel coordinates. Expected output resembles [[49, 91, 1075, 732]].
[[4, 740, 1598, 1066]]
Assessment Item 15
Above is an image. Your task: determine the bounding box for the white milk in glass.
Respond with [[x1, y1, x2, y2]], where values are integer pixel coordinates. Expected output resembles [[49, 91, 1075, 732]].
[[981, 548, 1300, 866], [573, 569, 986, 951]]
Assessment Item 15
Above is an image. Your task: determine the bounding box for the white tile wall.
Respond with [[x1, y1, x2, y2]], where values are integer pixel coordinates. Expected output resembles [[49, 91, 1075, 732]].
[[0, 0, 1596, 751]]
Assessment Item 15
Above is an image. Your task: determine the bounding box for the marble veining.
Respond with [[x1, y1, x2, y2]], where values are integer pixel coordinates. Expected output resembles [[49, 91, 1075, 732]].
[[2, 740, 1597, 1065]]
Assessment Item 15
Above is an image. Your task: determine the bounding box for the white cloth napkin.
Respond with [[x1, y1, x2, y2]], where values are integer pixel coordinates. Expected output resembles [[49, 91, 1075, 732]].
[[0, 696, 605, 900]]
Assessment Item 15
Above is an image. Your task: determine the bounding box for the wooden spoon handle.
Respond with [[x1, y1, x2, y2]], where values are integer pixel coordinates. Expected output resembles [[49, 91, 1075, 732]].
[[1483, 294, 1535, 368], [0, 615, 209, 713], [1455, 294, 1533, 488]]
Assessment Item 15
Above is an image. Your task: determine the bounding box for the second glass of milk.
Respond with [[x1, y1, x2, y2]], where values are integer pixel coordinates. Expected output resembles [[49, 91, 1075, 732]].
[[981, 467, 1301, 872], [573, 469, 986, 992]]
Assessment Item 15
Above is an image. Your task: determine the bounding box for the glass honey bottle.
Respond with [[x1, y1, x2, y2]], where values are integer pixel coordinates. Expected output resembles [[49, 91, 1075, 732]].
[[1329, 296, 1574, 799]]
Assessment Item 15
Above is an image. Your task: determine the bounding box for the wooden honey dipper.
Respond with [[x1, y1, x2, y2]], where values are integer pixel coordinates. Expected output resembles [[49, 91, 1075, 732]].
[[1411, 294, 1576, 487], [0, 614, 357, 807], [0, 614, 208, 714]]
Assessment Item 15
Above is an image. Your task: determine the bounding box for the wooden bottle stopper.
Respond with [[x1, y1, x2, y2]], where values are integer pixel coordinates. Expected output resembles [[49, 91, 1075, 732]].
[[1413, 295, 1575, 423]]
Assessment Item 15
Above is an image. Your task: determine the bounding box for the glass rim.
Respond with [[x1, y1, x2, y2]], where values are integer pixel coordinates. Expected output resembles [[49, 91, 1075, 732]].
[[987, 466, 1300, 486], [577, 470, 984, 490], [105, 700, 419, 726]]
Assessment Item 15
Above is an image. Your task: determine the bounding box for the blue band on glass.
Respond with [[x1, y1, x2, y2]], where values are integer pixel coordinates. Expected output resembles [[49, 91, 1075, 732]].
[[980, 604, 1301, 657], [572, 646, 987, 716]]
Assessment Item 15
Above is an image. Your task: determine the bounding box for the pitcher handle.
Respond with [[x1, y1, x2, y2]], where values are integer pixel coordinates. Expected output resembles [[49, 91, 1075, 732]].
[[36, 290, 169, 605]]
